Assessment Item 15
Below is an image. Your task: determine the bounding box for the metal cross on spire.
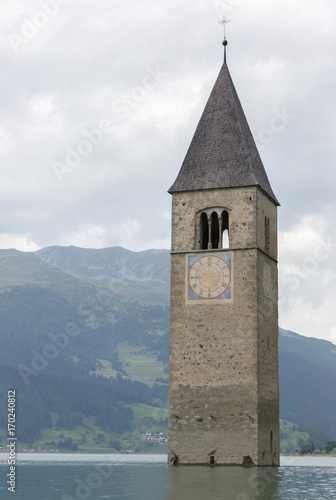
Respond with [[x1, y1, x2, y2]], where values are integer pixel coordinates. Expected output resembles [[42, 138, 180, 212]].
[[218, 16, 231, 64]]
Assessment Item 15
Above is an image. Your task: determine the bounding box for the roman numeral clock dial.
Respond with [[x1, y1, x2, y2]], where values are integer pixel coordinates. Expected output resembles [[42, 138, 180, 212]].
[[187, 255, 232, 301]]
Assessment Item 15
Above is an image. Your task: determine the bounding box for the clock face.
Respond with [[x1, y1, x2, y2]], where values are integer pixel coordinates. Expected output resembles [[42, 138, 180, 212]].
[[188, 255, 231, 299]]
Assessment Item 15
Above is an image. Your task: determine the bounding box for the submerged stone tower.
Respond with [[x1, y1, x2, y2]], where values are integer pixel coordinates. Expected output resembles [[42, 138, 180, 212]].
[[168, 47, 280, 466]]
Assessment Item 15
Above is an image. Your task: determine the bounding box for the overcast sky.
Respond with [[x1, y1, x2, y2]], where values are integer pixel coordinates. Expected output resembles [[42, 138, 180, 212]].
[[1, 0, 335, 343]]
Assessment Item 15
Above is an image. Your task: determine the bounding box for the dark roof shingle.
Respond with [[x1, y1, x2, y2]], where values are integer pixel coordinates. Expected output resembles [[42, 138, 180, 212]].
[[169, 64, 279, 205]]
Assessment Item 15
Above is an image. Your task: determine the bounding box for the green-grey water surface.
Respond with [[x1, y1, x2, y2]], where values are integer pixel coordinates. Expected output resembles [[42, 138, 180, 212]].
[[0, 454, 336, 499]]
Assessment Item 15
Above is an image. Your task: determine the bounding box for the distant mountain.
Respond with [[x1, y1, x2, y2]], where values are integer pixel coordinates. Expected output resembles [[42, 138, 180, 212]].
[[0, 247, 170, 445], [35, 245, 171, 305], [0, 248, 95, 298], [279, 327, 336, 370], [0, 245, 335, 447], [0, 248, 170, 373], [36, 246, 170, 284], [279, 328, 336, 438]]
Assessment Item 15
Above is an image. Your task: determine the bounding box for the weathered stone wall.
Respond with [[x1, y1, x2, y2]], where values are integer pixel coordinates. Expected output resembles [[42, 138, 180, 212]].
[[256, 190, 278, 261], [168, 186, 279, 466], [169, 247, 260, 464], [256, 191, 280, 465]]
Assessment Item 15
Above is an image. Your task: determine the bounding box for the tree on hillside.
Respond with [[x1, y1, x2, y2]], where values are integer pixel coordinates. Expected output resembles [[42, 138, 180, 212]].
[[325, 441, 336, 452], [300, 442, 314, 455], [308, 430, 331, 450]]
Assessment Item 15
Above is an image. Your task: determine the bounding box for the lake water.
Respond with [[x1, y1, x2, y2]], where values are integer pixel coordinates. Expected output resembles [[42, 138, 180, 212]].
[[0, 453, 336, 499]]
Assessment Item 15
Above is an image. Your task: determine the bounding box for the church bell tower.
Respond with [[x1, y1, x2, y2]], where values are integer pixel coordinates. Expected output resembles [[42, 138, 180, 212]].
[[168, 43, 280, 466]]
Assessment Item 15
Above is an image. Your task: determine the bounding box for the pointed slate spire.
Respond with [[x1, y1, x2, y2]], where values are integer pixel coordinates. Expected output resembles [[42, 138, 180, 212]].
[[169, 63, 279, 206]]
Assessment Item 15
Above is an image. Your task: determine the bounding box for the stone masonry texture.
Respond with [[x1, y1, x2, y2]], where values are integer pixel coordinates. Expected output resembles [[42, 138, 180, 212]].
[[168, 186, 279, 466]]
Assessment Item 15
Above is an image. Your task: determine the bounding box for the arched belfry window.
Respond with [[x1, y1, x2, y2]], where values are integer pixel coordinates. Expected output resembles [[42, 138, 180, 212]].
[[197, 208, 230, 250], [200, 212, 208, 250], [221, 211, 229, 249], [211, 212, 219, 249]]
